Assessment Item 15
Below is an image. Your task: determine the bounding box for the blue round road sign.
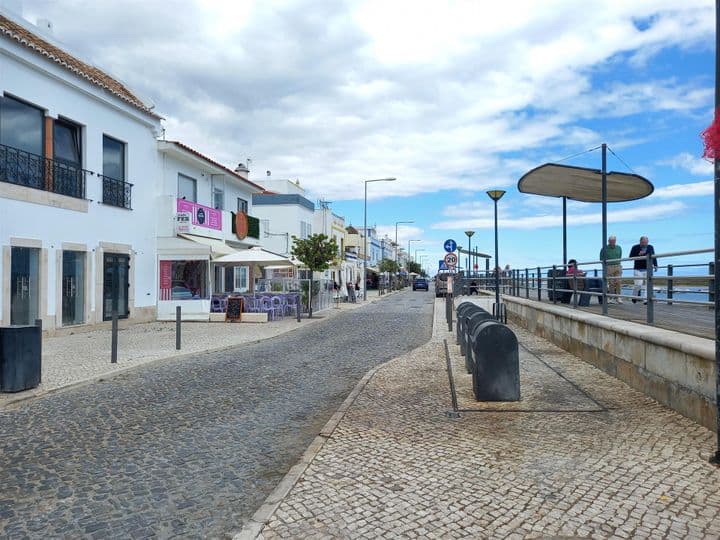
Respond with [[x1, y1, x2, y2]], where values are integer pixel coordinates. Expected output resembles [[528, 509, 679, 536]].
[[444, 239, 457, 253]]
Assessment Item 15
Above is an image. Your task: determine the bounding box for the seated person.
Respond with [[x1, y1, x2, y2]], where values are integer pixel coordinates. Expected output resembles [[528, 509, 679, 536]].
[[469, 280, 478, 295], [566, 259, 586, 290]]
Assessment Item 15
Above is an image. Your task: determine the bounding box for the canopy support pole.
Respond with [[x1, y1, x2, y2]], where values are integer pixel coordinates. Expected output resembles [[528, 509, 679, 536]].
[[601, 143, 608, 315], [562, 196, 567, 265]]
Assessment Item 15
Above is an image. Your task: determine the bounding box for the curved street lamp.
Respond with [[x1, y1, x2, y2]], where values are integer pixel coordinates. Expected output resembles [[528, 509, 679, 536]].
[[486, 190, 506, 320], [465, 230, 475, 275], [395, 220, 414, 266], [364, 177, 396, 300]]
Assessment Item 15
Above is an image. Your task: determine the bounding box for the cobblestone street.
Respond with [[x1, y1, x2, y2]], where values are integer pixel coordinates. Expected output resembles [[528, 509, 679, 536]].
[[0, 291, 433, 539], [258, 299, 720, 539]]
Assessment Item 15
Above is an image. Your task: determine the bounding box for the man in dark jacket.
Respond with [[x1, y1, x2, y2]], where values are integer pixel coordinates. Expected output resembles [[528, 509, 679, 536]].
[[629, 236, 657, 304]]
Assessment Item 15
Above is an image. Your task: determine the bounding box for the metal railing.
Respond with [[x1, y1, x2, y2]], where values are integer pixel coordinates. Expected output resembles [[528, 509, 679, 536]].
[[0, 142, 88, 199], [101, 174, 133, 209], [454, 247, 716, 326]]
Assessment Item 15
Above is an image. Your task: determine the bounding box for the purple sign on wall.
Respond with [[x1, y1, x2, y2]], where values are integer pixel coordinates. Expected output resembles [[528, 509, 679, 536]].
[[176, 199, 222, 230]]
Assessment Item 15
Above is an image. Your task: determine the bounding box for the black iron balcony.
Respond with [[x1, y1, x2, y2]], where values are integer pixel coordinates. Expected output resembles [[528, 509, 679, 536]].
[[0, 142, 87, 199], [101, 175, 133, 209]]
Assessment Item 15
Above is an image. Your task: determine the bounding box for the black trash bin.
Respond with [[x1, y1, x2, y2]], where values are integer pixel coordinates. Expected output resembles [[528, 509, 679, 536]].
[[0, 325, 42, 392]]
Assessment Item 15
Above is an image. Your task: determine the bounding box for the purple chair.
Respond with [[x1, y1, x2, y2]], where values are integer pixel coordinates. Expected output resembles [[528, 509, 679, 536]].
[[271, 295, 284, 319], [284, 293, 299, 316]]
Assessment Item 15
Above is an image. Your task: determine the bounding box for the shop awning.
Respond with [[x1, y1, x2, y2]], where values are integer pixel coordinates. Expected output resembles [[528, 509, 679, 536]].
[[178, 234, 236, 259], [157, 236, 211, 256]]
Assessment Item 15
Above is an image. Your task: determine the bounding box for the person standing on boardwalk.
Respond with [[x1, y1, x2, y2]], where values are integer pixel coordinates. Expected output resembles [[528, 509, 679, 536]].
[[600, 235, 623, 303], [629, 236, 657, 304]]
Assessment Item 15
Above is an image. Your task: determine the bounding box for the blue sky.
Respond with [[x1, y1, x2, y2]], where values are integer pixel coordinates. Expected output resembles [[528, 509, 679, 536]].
[[18, 0, 717, 275]]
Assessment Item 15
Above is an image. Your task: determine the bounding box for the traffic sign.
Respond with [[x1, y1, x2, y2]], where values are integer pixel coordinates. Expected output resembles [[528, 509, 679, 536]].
[[444, 253, 458, 267], [443, 239, 457, 253], [438, 260, 448, 270]]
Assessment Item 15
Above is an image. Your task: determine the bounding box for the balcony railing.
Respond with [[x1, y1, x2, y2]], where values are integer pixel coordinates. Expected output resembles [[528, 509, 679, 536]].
[[0, 142, 87, 199], [101, 175, 133, 209]]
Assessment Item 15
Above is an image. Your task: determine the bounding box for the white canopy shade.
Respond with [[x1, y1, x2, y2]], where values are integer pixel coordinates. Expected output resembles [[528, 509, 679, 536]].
[[213, 246, 295, 267]]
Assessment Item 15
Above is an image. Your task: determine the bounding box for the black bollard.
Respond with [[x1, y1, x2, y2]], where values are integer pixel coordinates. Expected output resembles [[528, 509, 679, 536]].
[[296, 295, 301, 322], [176, 305, 181, 350], [111, 309, 118, 363]]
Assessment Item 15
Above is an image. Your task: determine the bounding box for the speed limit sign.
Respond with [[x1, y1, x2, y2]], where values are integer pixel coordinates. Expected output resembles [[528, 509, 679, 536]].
[[443, 252, 457, 267]]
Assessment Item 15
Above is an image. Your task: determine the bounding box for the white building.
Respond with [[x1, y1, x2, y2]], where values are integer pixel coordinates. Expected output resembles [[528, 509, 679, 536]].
[[0, 11, 162, 331], [252, 178, 314, 262], [156, 141, 266, 320]]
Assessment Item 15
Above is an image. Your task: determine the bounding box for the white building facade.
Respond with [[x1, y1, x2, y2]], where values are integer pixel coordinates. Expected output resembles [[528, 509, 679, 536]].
[[0, 12, 162, 331], [156, 142, 265, 320]]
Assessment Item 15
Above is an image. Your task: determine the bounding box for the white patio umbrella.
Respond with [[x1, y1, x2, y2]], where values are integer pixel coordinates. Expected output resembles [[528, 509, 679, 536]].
[[213, 247, 295, 267]]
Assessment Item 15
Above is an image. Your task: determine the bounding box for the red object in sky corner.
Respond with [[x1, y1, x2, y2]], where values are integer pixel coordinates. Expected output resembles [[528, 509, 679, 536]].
[[701, 109, 720, 160]]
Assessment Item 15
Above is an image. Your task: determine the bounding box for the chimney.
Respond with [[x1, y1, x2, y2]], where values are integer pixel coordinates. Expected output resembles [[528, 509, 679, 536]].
[[234, 162, 249, 180]]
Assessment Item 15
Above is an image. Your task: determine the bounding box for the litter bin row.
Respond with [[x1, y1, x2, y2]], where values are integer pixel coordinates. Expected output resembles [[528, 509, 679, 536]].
[[456, 302, 520, 402]]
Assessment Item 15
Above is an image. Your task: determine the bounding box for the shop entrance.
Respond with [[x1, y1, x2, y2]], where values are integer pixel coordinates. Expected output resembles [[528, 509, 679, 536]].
[[103, 253, 129, 321]]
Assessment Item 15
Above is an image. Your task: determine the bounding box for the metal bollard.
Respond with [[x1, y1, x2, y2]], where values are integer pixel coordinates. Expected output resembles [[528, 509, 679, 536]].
[[296, 296, 301, 322], [111, 309, 118, 363], [176, 305, 181, 350], [471, 320, 520, 401]]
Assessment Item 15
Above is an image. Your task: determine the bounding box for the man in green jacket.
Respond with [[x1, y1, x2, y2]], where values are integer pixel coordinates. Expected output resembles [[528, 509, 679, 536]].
[[600, 235, 623, 303]]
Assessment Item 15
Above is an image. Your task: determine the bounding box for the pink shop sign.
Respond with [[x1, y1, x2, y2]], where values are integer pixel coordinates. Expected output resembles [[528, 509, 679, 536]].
[[176, 199, 222, 230]]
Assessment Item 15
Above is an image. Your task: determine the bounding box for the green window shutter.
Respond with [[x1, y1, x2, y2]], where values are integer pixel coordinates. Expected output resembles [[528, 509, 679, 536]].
[[248, 215, 260, 239]]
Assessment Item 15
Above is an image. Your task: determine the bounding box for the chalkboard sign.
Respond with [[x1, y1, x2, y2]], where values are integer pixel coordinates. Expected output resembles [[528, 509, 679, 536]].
[[226, 297, 243, 322]]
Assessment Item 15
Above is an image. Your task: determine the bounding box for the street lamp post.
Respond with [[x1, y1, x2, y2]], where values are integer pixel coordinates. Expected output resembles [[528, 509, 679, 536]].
[[364, 177, 396, 301], [487, 190, 506, 320], [414, 248, 425, 262], [395, 220, 414, 267], [465, 230, 475, 276]]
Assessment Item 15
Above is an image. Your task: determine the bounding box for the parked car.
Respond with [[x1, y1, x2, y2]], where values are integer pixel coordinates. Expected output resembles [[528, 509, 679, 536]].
[[413, 278, 429, 291]]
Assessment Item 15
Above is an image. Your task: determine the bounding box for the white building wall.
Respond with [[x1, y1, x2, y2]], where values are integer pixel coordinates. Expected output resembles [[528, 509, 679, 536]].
[[253, 204, 313, 256], [0, 43, 161, 329]]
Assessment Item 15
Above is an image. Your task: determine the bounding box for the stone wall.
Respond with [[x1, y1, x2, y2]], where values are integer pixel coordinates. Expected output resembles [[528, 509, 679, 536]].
[[502, 296, 717, 432]]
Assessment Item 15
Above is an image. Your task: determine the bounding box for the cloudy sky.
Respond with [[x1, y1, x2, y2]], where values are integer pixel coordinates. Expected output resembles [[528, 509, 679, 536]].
[[17, 0, 716, 272]]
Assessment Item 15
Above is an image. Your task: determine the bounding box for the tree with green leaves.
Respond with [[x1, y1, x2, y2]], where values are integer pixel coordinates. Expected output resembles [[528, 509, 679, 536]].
[[291, 234, 338, 318], [407, 261, 421, 275], [378, 258, 399, 274]]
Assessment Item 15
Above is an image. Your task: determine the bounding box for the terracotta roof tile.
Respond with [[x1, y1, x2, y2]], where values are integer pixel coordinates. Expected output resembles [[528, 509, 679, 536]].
[[164, 140, 267, 192], [0, 14, 161, 119]]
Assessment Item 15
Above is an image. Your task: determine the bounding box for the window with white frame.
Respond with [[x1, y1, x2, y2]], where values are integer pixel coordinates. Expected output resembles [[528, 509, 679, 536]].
[[300, 221, 312, 239], [178, 173, 197, 202], [212, 186, 224, 210], [237, 198, 248, 213], [233, 266, 249, 292]]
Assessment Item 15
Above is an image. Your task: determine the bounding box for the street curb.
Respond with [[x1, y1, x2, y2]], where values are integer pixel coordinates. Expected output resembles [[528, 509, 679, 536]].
[[231, 363, 386, 540], [0, 291, 398, 410], [231, 290, 439, 539]]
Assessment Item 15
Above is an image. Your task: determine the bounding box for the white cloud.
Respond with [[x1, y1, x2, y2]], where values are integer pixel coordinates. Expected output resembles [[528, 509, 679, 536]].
[[431, 201, 687, 230], [18, 0, 714, 202], [659, 152, 714, 176], [652, 179, 713, 198]]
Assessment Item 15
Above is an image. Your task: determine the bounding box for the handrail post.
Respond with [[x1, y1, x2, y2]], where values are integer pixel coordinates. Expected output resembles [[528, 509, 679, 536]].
[[572, 272, 578, 308], [646, 253, 654, 324], [601, 261, 608, 315], [537, 266, 542, 301], [709, 262, 715, 305], [551, 265, 557, 304], [667, 264, 673, 306], [525, 268, 529, 298]]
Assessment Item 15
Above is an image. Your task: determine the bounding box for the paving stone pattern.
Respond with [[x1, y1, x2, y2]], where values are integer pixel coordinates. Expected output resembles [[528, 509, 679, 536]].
[[0, 290, 388, 408], [260, 299, 720, 539], [0, 290, 433, 539]]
